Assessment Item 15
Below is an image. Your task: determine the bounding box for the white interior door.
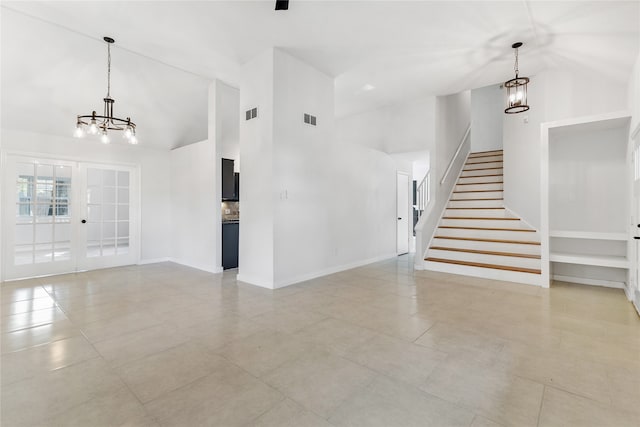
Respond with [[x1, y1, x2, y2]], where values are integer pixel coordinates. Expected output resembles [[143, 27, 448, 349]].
[[397, 172, 410, 255], [2, 156, 78, 280], [77, 163, 138, 271], [2, 155, 139, 280], [633, 136, 640, 295]]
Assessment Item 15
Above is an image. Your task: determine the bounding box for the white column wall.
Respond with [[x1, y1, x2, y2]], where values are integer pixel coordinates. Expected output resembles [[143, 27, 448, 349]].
[[170, 139, 220, 272], [237, 50, 276, 287]]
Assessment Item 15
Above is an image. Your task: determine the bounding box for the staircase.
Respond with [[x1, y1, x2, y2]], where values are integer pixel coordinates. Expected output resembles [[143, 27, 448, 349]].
[[424, 149, 542, 286]]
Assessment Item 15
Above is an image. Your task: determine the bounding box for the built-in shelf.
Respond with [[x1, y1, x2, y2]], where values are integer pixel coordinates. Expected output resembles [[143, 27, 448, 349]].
[[549, 252, 629, 269], [549, 230, 627, 241]]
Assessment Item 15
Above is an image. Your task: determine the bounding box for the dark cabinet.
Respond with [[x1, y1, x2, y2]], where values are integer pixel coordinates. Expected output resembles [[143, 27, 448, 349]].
[[222, 222, 239, 269], [222, 158, 235, 200]]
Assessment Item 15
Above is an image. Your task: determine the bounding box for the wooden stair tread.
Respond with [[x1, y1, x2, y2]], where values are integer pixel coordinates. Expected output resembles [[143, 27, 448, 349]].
[[433, 236, 540, 245], [453, 190, 503, 193], [446, 207, 505, 210], [449, 198, 504, 201], [456, 181, 503, 185], [424, 258, 541, 274], [429, 246, 541, 259], [469, 150, 503, 156], [465, 160, 504, 165], [442, 216, 519, 220], [458, 174, 503, 179], [462, 167, 504, 172], [439, 226, 536, 232], [467, 153, 504, 159]]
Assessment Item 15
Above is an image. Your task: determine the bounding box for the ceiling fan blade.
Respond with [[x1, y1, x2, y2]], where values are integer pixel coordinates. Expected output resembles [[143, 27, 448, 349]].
[[275, 1, 289, 11]]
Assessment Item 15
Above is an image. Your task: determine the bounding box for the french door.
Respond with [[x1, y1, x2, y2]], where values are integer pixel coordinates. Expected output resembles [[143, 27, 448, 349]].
[[2, 155, 138, 280]]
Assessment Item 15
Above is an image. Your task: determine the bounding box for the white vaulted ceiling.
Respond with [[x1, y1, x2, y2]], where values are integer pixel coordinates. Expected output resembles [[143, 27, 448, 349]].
[[2, 1, 639, 149]]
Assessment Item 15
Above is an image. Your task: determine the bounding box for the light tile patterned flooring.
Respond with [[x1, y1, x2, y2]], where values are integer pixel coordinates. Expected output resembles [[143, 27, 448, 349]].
[[1, 256, 639, 426]]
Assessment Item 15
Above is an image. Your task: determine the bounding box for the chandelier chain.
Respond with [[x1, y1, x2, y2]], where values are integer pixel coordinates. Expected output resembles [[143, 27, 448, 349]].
[[107, 42, 111, 98], [514, 47, 519, 77]]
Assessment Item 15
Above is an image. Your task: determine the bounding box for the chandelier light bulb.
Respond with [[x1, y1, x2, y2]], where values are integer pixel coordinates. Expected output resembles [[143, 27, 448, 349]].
[[124, 126, 133, 139], [100, 131, 110, 144], [88, 120, 98, 135], [74, 124, 85, 138], [129, 134, 138, 145]]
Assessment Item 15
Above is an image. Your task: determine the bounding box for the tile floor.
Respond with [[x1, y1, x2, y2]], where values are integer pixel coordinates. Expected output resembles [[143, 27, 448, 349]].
[[1, 256, 639, 426]]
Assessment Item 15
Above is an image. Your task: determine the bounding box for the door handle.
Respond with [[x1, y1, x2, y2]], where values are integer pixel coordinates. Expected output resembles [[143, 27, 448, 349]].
[[81, 219, 87, 224], [397, 217, 402, 220], [634, 236, 640, 240]]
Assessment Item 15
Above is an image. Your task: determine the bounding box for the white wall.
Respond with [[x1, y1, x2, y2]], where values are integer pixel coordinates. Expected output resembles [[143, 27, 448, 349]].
[[504, 68, 630, 228], [415, 91, 471, 265], [549, 126, 628, 233], [237, 49, 275, 287], [629, 49, 640, 133], [336, 96, 437, 154], [238, 49, 397, 288], [170, 139, 220, 272], [0, 129, 172, 263], [218, 82, 241, 171], [471, 84, 503, 152], [272, 49, 398, 287]]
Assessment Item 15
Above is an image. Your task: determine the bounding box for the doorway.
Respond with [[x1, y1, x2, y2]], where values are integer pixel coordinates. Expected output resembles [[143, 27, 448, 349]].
[[2, 154, 139, 280], [396, 171, 410, 255]]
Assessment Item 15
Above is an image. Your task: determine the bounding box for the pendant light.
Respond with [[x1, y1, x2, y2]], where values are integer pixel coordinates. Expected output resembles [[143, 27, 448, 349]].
[[75, 37, 138, 144], [504, 42, 530, 114]]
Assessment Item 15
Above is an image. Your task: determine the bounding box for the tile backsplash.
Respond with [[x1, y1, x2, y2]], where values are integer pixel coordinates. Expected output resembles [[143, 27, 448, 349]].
[[222, 201, 239, 221]]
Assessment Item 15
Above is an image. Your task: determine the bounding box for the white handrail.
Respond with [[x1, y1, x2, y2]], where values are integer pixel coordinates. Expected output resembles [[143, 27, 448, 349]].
[[440, 123, 471, 185]]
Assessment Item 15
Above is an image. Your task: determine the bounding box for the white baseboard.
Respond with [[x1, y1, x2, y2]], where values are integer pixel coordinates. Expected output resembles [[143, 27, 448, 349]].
[[169, 258, 223, 274], [274, 253, 398, 289], [552, 274, 625, 289], [236, 273, 275, 289], [238, 253, 398, 290], [138, 257, 171, 265]]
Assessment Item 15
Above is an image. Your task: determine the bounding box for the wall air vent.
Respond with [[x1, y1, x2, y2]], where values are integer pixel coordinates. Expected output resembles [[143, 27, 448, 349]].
[[303, 113, 317, 126], [245, 107, 258, 121]]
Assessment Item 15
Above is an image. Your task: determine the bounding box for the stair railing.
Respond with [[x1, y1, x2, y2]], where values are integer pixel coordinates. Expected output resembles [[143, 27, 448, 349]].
[[415, 171, 430, 223], [440, 123, 471, 185]]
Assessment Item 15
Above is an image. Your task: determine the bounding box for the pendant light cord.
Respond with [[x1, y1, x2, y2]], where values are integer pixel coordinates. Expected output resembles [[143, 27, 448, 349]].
[[514, 47, 519, 78]]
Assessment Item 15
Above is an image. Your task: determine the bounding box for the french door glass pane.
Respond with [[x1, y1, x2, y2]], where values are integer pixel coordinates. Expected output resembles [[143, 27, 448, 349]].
[[13, 160, 73, 267], [85, 168, 130, 257]]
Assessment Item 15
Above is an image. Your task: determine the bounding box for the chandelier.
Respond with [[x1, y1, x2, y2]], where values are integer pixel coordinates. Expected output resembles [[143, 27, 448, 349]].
[[504, 42, 530, 114], [74, 37, 137, 144]]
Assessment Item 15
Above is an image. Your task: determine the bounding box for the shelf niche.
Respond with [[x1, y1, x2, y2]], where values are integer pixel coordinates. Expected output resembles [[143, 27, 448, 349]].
[[546, 114, 631, 288]]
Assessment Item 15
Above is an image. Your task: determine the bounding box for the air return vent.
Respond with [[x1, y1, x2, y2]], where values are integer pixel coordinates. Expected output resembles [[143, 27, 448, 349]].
[[245, 107, 258, 121], [304, 113, 317, 126]]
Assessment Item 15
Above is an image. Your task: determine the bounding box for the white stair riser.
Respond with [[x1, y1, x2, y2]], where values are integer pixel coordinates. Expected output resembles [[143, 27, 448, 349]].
[[451, 191, 503, 200], [455, 183, 503, 192], [463, 161, 503, 170], [448, 199, 504, 208], [427, 249, 541, 269], [457, 175, 504, 184], [422, 260, 541, 286], [437, 227, 538, 241], [460, 169, 503, 178], [440, 218, 530, 228], [444, 208, 513, 218], [431, 238, 541, 255], [466, 155, 503, 164]]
